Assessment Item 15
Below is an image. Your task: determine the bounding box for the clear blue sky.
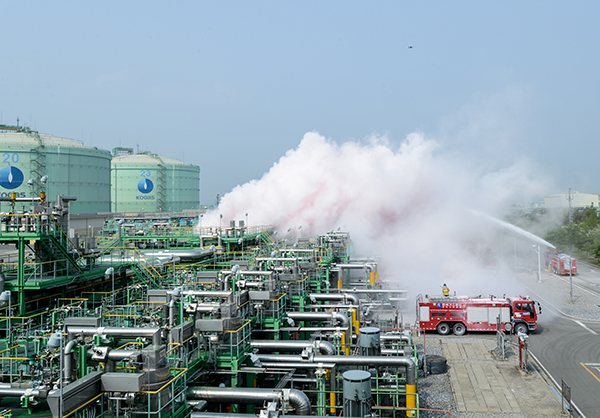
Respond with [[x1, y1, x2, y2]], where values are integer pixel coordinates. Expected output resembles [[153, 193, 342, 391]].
[[1, 2, 598, 205]]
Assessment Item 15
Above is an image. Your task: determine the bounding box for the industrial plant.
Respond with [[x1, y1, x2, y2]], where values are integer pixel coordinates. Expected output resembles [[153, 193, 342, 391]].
[[0, 124, 420, 417]]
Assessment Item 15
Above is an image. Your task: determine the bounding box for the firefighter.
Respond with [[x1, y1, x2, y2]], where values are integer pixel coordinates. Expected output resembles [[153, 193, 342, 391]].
[[442, 283, 450, 297]]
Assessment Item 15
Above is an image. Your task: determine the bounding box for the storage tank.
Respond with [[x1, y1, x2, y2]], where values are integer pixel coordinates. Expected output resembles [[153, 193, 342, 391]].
[[0, 124, 111, 214], [358, 327, 381, 357], [111, 149, 200, 213], [342, 370, 372, 417]]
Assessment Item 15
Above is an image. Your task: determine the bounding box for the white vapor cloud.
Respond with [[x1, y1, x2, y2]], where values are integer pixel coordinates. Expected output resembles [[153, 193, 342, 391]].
[[202, 131, 550, 310]]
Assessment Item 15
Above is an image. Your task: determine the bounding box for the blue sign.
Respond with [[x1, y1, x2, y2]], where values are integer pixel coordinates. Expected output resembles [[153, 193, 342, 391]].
[[138, 178, 154, 194], [0, 166, 24, 190]]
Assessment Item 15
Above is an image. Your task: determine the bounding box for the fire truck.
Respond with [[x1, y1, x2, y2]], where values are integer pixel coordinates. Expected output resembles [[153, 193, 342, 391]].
[[416, 294, 540, 336], [546, 249, 577, 275]]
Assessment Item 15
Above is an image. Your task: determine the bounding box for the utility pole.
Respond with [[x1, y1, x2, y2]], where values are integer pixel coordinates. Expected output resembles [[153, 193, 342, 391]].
[[567, 188, 573, 224]]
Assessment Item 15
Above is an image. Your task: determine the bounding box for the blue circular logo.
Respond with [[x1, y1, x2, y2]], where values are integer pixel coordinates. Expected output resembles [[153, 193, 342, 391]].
[[0, 167, 24, 190], [138, 179, 154, 194]]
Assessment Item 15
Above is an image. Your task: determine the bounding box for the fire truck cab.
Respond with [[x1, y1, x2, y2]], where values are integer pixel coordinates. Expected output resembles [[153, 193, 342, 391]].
[[417, 294, 539, 336]]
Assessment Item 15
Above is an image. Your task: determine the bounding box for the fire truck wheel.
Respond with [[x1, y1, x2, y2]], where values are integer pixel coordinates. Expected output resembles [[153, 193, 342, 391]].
[[514, 323, 528, 335], [436, 322, 451, 335], [452, 322, 466, 336]]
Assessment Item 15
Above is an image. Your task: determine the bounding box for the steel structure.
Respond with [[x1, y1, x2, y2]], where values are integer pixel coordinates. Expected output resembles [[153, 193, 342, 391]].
[[0, 194, 419, 418]]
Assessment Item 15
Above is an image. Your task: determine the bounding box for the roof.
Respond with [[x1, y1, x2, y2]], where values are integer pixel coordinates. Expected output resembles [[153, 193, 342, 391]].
[[112, 152, 198, 168], [0, 131, 107, 151]]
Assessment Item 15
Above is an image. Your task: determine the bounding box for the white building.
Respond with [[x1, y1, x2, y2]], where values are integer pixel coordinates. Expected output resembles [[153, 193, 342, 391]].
[[544, 191, 599, 209]]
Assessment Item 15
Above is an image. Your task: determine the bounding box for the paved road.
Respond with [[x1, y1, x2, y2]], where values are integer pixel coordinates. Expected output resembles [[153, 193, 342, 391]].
[[530, 313, 600, 417], [523, 260, 600, 418]]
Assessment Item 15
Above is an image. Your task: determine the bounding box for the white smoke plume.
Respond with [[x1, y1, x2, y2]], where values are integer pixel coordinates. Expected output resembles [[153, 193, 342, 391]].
[[202, 131, 550, 308]]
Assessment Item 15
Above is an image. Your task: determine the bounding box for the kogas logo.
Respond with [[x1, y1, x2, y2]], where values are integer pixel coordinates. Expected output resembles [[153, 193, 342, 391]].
[[0, 166, 24, 190], [138, 179, 154, 194]]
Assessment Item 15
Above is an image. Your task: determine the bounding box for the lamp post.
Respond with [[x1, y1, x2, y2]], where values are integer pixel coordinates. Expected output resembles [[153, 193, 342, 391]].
[[569, 254, 573, 303], [105, 267, 115, 306], [532, 245, 541, 283], [27, 179, 34, 207]]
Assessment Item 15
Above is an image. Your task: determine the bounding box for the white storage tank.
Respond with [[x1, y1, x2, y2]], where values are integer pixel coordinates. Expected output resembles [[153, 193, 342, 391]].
[[111, 149, 200, 213]]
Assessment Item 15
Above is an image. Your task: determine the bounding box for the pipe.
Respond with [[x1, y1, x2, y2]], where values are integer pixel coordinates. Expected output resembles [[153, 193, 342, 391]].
[[169, 299, 176, 330], [183, 291, 233, 299], [381, 334, 411, 343], [107, 349, 141, 362], [309, 293, 360, 306], [381, 348, 407, 356], [334, 289, 407, 294], [0, 388, 43, 398], [287, 312, 349, 328], [186, 387, 311, 415], [258, 362, 337, 369], [260, 327, 348, 333], [63, 340, 77, 384], [66, 326, 162, 346], [220, 271, 273, 277], [334, 264, 368, 269], [287, 312, 351, 351], [191, 415, 359, 418], [255, 354, 415, 386], [251, 340, 335, 356], [257, 354, 416, 417]]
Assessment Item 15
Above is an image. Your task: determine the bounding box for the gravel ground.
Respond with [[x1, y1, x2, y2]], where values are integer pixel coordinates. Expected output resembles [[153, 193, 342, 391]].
[[414, 335, 557, 418]]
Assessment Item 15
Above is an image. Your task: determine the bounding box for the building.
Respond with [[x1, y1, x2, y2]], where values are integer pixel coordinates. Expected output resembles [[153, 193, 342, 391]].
[[544, 191, 599, 209]]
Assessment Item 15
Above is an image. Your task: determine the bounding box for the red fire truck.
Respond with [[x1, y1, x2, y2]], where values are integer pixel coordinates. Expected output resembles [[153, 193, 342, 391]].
[[546, 249, 577, 275], [416, 294, 540, 336]]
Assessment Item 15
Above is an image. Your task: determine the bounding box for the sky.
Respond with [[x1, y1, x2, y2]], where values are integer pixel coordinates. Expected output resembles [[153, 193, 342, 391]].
[[1, 2, 599, 297], [1, 2, 598, 204]]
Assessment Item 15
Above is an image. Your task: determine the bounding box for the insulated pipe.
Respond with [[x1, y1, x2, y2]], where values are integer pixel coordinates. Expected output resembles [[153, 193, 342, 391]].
[[255, 354, 415, 385], [334, 289, 407, 294], [381, 348, 407, 356], [258, 362, 337, 369], [66, 326, 162, 346], [63, 340, 77, 384], [169, 299, 176, 330], [221, 271, 273, 277], [381, 334, 411, 343], [261, 327, 348, 333], [251, 340, 335, 356], [0, 388, 42, 398], [191, 415, 363, 418], [107, 349, 141, 362], [183, 291, 232, 299], [309, 293, 360, 306], [192, 304, 221, 313], [287, 312, 350, 328], [255, 354, 416, 417], [334, 264, 368, 269], [186, 387, 311, 416], [287, 311, 351, 351]]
